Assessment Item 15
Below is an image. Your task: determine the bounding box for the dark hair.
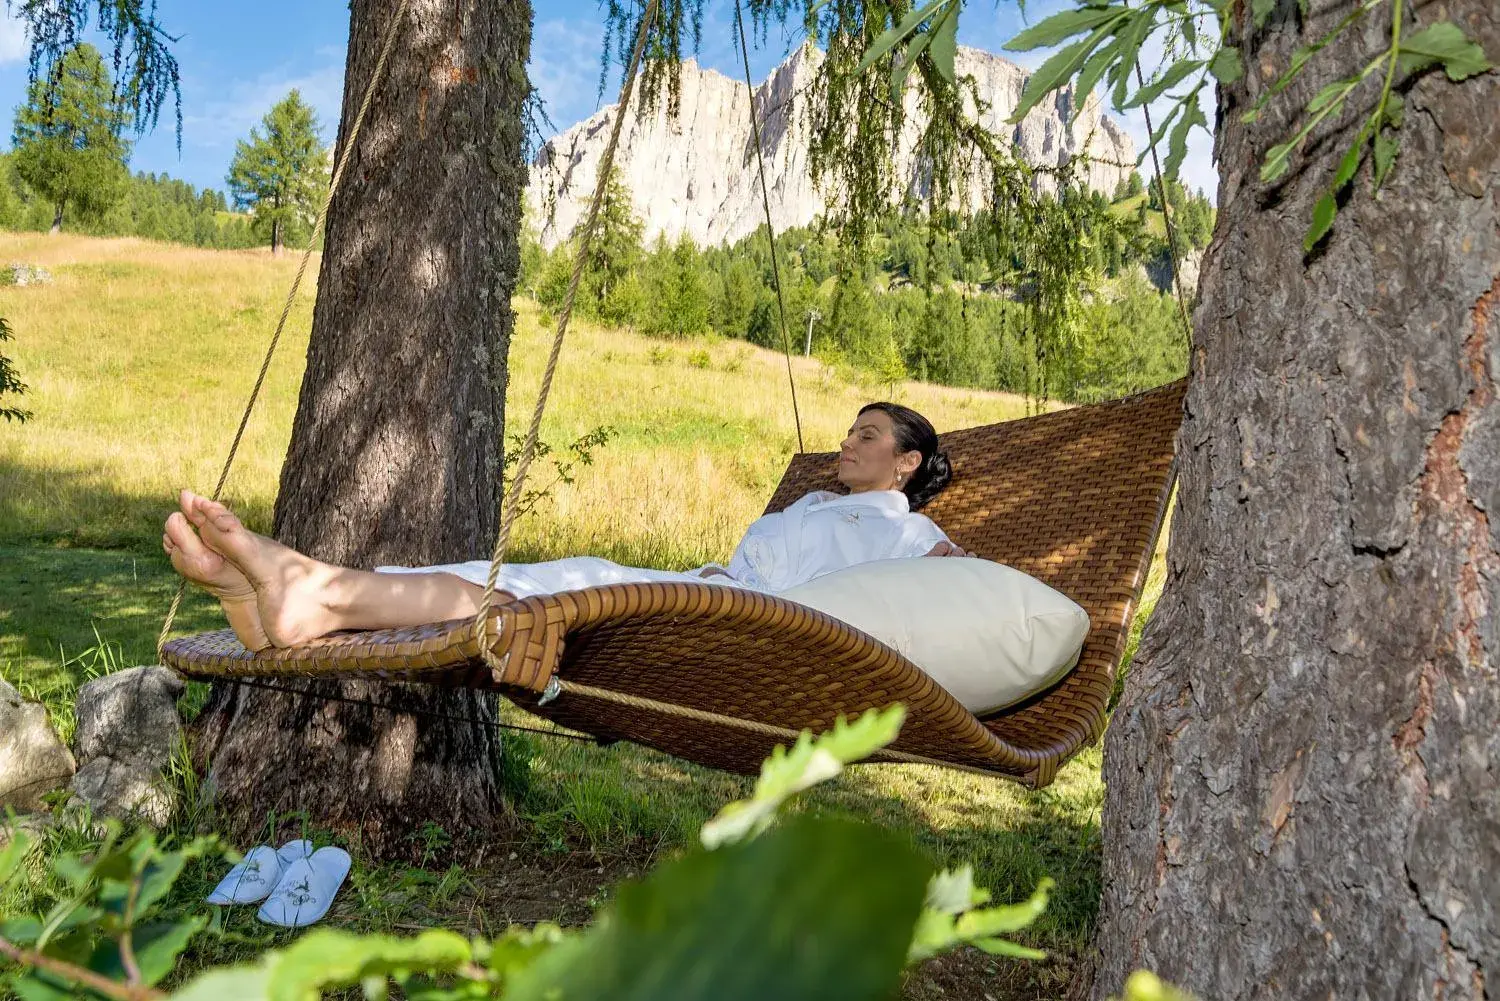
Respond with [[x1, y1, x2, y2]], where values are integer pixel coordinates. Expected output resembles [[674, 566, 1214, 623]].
[[857, 402, 953, 510]]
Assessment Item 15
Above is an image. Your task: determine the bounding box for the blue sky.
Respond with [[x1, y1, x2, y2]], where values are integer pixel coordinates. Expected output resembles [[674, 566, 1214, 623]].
[[0, 1, 1217, 202]]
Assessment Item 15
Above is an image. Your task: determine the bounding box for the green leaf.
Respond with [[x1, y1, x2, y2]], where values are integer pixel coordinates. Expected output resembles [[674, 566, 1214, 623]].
[[1073, 38, 1120, 122], [169, 961, 277, 1001], [89, 918, 207, 987], [1108, 9, 1154, 108], [1, 917, 43, 945], [1208, 46, 1244, 84], [1123, 59, 1203, 109], [1004, 4, 1122, 52], [909, 874, 1051, 963], [1332, 131, 1365, 189], [972, 937, 1048, 959], [135, 850, 189, 914], [1306, 77, 1352, 113], [928, 5, 959, 83], [9, 975, 77, 1001], [1260, 139, 1296, 182], [855, 0, 947, 75], [268, 929, 474, 997], [507, 816, 932, 1001], [1009, 38, 1092, 124], [1372, 128, 1399, 189], [924, 866, 989, 915], [1383, 91, 1405, 127], [1400, 21, 1494, 81], [1304, 191, 1337, 251], [1251, 0, 1275, 29], [701, 706, 906, 849], [1164, 92, 1206, 179], [0, 829, 33, 885]]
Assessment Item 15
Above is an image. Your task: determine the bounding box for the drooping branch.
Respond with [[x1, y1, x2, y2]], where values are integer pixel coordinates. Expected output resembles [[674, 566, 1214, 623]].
[[10, 0, 181, 143]]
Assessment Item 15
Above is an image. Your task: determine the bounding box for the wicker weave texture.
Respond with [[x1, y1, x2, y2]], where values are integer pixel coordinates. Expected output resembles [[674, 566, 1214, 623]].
[[162, 380, 1185, 785]]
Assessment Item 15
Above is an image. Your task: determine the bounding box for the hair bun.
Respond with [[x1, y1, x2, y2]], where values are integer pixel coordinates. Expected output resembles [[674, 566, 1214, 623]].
[[908, 450, 953, 510]]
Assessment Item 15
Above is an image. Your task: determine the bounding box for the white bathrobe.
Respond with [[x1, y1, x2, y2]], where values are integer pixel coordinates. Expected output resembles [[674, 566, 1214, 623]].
[[375, 489, 950, 598]]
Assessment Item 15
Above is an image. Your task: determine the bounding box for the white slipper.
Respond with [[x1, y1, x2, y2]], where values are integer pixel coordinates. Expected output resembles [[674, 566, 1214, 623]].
[[256, 846, 352, 928], [205, 839, 313, 905]]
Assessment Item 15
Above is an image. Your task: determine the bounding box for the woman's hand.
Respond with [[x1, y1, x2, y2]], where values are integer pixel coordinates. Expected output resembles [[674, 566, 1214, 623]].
[[924, 541, 972, 558]]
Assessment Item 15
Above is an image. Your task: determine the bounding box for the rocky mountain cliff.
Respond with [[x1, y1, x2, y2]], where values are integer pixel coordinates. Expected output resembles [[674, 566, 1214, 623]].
[[529, 45, 1136, 249]]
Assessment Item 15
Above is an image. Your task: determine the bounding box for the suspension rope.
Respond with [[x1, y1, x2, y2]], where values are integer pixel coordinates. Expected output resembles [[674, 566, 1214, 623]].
[[218, 675, 595, 743], [734, 0, 805, 454], [473, 0, 662, 663], [156, 0, 412, 660], [1134, 61, 1194, 348]]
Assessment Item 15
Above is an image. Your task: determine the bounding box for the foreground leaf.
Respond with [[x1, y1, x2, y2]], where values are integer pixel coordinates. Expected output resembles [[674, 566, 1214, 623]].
[[1399, 22, 1493, 81], [508, 816, 931, 1001], [701, 705, 905, 848]]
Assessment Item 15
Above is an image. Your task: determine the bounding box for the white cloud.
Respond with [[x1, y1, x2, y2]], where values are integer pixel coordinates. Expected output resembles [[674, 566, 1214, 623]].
[[529, 18, 607, 135], [0, 9, 29, 66], [182, 61, 346, 149]]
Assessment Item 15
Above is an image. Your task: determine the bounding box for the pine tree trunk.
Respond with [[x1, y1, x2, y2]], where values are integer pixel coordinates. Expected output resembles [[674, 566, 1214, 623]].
[[1084, 2, 1499, 997], [271, 217, 282, 256], [192, 0, 531, 856], [48, 203, 62, 235]]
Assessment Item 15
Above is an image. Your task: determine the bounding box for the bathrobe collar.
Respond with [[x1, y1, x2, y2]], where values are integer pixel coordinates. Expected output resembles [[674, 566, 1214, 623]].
[[807, 489, 911, 515]]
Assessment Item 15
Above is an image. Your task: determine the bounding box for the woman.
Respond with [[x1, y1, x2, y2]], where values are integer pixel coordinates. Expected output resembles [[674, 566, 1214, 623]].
[[163, 402, 970, 652]]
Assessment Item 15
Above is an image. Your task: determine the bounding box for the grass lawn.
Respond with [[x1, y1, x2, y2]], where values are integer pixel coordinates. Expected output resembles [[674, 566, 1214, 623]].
[[0, 232, 1167, 999]]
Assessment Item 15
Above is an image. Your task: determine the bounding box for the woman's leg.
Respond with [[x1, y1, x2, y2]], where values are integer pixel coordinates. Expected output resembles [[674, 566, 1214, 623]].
[[172, 490, 512, 647]]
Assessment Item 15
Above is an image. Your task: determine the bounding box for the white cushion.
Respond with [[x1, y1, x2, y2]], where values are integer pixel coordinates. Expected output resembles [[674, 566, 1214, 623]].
[[779, 558, 1091, 715]]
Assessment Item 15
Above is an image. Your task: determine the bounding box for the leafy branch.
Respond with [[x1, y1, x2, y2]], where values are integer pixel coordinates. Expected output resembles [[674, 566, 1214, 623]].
[[499, 424, 616, 519], [0, 318, 33, 424], [863, 0, 1492, 252], [2, 709, 1061, 1000]]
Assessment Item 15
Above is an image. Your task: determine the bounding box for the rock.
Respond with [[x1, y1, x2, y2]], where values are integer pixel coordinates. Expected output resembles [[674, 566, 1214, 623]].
[[529, 44, 1135, 250], [1146, 245, 1203, 298], [0, 812, 53, 851], [3, 264, 52, 286], [0, 677, 76, 811], [68, 666, 185, 827]]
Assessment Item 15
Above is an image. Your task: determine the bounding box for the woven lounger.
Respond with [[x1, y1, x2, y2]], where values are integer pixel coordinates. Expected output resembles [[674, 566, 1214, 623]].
[[162, 379, 1185, 787]]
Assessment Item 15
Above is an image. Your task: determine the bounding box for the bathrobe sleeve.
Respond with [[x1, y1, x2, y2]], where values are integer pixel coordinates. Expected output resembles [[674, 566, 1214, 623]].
[[724, 491, 837, 589], [891, 512, 951, 559]]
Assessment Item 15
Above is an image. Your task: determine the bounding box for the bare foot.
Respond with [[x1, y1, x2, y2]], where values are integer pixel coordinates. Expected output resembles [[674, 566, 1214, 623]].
[[163, 509, 271, 652], [179, 489, 343, 647]]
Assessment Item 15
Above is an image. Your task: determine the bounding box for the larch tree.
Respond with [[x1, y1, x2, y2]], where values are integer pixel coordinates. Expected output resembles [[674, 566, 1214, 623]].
[[11, 42, 130, 234], [14, 0, 529, 852], [1077, 1, 1500, 996], [190, 0, 532, 851], [226, 90, 328, 255]]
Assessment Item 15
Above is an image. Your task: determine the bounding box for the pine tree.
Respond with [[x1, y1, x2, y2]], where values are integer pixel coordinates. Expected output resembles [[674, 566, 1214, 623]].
[[226, 90, 328, 254], [643, 237, 711, 338], [11, 43, 131, 234], [575, 168, 644, 323]]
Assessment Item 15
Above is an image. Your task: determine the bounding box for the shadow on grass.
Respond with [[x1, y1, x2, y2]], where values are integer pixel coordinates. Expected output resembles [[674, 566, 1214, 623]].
[[0, 545, 224, 699], [0, 458, 279, 552]]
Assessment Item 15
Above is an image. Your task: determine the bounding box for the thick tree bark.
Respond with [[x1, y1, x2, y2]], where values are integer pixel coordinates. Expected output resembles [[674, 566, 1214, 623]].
[[192, 0, 531, 855], [270, 214, 282, 256], [49, 203, 62, 235], [1084, 2, 1500, 997]]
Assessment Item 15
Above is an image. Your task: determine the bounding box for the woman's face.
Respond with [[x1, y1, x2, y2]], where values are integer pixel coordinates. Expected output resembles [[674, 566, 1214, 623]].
[[838, 409, 922, 493]]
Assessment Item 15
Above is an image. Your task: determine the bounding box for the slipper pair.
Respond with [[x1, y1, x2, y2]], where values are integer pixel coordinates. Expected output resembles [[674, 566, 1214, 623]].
[[206, 839, 352, 928]]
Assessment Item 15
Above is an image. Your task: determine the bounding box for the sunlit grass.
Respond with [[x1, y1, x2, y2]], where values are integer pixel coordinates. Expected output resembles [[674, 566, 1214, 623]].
[[0, 232, 1168, 976]]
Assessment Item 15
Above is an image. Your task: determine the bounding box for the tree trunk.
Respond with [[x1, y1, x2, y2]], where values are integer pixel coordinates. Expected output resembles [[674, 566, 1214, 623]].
[[1084, 2, 1500, 997], [49, 203, 62, 235], [270, 216, 282, 256], [192, 0, 531, 856]]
